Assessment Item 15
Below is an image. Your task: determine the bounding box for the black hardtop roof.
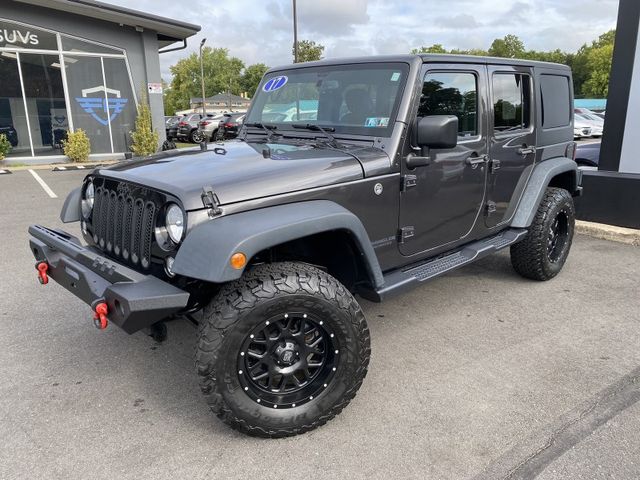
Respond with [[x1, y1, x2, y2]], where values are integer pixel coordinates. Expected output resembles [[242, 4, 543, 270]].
[[268, 53, 570, 74]]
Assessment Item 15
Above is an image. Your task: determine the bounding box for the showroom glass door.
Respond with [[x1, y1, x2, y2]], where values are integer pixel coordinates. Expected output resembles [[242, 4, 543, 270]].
[[19, 53, 68, 157], [0, 52, 30, 157], [63, 55, 113, 154]]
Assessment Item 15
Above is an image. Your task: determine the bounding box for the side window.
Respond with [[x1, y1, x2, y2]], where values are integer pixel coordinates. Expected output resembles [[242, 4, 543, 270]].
[[492, 73, 531, 133], [419, 72, 478, 138], [540, 74, 571, 129]]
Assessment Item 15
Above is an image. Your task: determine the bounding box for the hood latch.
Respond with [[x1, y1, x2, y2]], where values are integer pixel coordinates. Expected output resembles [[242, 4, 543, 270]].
[[201, 186, 222, 218]]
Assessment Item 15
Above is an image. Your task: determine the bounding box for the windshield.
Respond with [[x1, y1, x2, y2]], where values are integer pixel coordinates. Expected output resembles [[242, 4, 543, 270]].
[[246, 62, 410, 136]]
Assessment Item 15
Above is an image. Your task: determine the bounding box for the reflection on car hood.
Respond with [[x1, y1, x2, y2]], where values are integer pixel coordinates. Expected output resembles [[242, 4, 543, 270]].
[[97, 140, 378, 210]]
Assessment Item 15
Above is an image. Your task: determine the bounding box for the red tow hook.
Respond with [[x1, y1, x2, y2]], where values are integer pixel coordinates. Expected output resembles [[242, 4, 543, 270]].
[[93, 302, 109, 330], [36, 262, 49, 285]]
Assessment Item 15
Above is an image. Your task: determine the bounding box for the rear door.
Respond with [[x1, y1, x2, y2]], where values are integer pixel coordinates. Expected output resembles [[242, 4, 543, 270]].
[[399, 64, 489, 256], [485, 66, 536, 228]]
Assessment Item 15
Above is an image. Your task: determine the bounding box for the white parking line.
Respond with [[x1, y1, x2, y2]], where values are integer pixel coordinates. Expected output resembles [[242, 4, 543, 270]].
[[28, 169, 58, 198]]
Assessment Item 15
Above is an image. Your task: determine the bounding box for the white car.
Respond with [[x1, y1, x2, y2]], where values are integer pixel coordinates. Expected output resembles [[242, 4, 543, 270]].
[[575, 112, 604, 137], [574, 119, 592, 139]]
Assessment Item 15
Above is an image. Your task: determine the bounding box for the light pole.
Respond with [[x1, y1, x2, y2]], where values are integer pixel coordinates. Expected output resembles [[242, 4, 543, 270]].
[[292, 0, 298, 63], [199, 38, 207, 117]]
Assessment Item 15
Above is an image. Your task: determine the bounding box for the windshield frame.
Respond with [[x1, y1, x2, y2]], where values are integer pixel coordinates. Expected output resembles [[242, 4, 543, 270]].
[[245, 61, 411, 138]]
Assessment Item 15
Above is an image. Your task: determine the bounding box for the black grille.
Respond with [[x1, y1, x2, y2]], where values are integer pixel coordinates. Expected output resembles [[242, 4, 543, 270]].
[[90, 181, 157, 270]]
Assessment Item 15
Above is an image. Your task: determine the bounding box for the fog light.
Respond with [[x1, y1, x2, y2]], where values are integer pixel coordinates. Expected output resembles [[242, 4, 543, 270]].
[[165, 256, 176, 277]]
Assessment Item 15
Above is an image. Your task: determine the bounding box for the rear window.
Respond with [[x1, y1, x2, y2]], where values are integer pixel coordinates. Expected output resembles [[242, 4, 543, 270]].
[[540, 74, 571, 129]]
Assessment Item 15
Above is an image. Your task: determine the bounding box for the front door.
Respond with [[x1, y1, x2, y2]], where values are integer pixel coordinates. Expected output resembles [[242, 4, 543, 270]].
[[485, 66, 536, 228], [399, 65, 488, 256]]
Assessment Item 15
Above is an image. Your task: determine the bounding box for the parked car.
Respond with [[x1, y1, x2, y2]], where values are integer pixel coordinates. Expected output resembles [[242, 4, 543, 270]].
[[575, 113, 603, 137], [165, 116, 181, 140], [215, 112, 246, 140], [0, 124, 18, 147], [198, 114, 225, 142], [575, 141, 600, 168], [29, 54, 581, 438], [176, 113, 207, 143], [574, 123, 592, 139]]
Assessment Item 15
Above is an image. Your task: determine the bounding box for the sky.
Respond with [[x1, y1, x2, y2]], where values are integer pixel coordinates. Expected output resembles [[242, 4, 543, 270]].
[[107, 0, 620, 80]]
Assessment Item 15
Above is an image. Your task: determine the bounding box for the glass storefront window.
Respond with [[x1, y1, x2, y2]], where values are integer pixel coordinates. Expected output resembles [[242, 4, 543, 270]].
[[0, 20, 58, 51], [61, 35, 124, 55], [0, 52, 30, 157], [20, 53, 68, 156], [103, 57, 136, 153], [63, 55, 113, 154], [0, 18, 141, 159]]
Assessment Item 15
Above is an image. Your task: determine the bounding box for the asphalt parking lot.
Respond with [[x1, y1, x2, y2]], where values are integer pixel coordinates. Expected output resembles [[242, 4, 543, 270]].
[[1, 168, 639, 480]]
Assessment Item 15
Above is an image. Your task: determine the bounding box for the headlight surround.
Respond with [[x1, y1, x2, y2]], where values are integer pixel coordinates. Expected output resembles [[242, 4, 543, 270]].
[[81, 180, 94, 219], [165, 203, 185, 243]]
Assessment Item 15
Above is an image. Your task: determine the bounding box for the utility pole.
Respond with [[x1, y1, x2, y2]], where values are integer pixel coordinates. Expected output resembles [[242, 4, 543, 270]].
[[199, 38, 207, 117], [292, 0, 298, 63]]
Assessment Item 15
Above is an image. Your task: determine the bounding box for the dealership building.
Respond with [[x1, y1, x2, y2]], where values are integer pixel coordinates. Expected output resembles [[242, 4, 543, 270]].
[[0, 0, 199, 163]]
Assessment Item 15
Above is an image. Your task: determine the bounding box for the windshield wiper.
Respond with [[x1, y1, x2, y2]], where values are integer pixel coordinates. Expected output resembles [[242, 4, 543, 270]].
[[243, 122, 279, 142], [291, 123, 343, 148]]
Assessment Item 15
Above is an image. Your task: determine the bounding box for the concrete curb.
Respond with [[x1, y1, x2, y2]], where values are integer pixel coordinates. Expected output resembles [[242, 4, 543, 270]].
[[576, 220, 640, 246]]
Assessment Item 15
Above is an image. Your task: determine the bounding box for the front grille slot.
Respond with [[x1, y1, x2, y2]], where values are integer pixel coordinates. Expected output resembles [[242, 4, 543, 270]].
[[90, 180, 159, 270]]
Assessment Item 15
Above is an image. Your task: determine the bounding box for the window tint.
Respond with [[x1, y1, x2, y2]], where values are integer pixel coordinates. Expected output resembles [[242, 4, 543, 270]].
[[493, 73, 530, 132], [540, 74, 571, 128], [419, 72, 478, 137]]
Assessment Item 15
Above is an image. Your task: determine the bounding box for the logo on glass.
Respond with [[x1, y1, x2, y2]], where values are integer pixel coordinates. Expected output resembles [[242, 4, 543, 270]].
[[262, 76, 288, 92], [75, 86, 128, 126]]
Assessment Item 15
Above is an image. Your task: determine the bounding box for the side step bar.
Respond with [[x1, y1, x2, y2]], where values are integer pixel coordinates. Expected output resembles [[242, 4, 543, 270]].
[[360, 228, 528, 302]]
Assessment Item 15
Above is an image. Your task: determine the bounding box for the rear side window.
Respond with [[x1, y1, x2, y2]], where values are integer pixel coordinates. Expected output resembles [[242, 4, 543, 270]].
[[540, 74, 571, 128], [492, 73, 531, 133], [419, 72, 478, 138]]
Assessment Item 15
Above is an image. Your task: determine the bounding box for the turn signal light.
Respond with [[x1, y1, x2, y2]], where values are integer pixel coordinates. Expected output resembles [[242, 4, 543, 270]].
[[230, 252, 247, 270]]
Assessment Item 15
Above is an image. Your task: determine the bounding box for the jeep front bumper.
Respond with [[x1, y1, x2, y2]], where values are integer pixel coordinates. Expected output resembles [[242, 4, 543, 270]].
[[28, 225, 190, 334]]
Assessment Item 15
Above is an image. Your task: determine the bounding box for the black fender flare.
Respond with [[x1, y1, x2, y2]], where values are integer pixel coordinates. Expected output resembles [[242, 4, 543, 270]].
[[172, 200, 384, 287], [60, 187, 81, 223], [511, 157, 580, 228]]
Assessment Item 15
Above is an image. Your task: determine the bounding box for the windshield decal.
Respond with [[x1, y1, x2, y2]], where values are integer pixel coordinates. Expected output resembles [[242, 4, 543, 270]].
[[365, 117, 389, 127], [390, 72, 401, 82], [263, 76, 288, 92]]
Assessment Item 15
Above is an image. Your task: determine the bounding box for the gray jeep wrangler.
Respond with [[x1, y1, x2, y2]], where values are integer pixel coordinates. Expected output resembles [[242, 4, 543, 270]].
[[29, 54, 581, 437]]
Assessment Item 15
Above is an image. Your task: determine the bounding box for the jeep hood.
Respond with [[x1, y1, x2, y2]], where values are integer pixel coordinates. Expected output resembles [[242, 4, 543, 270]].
[[97, 140, 383, 210]]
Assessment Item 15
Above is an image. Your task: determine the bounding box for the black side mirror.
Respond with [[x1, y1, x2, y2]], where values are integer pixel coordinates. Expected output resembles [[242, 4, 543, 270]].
[[416, 115, 459, 150], [406, 115, 459, 169]]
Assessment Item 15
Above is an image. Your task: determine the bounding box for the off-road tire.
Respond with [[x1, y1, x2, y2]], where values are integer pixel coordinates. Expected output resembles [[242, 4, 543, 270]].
[[196, 262, 371, 438], [511, 187, 575, 281]]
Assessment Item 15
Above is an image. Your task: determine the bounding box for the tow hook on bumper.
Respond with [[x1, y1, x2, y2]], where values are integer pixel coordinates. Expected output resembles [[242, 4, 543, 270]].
[[93, 302, 109, 330], [36, 261, 49, 285]]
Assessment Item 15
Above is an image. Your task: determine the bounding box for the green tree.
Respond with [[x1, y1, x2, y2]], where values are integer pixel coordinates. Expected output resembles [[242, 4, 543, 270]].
[[572, 30, 615, 97], [488, 34, 525, 58], [164, 47, 245, 113], [295, 40, 325, 63], [411, 44, 447, 54], [240, 63, 270, 96], [582, 44, 614, 97]]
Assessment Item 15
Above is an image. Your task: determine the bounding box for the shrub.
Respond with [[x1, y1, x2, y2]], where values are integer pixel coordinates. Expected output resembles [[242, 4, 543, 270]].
[[62, 129, 91, 162], [0, 134, 11, 160], [130, 101, 159, 157]]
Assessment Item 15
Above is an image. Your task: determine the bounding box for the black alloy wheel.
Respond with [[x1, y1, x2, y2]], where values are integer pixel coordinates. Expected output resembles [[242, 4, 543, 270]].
[[547, 208, 569, 263], [238, 311, 338, 409]]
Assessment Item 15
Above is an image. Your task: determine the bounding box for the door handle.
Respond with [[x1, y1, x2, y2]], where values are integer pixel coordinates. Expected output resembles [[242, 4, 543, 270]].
[[466, 154, 487, 166], [517, 146, 536, 156]]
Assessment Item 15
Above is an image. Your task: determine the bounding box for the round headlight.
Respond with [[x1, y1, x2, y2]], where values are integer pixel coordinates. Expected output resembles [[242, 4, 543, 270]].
[[81, 181, 94, 218], [165, 203, 185, 243]]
